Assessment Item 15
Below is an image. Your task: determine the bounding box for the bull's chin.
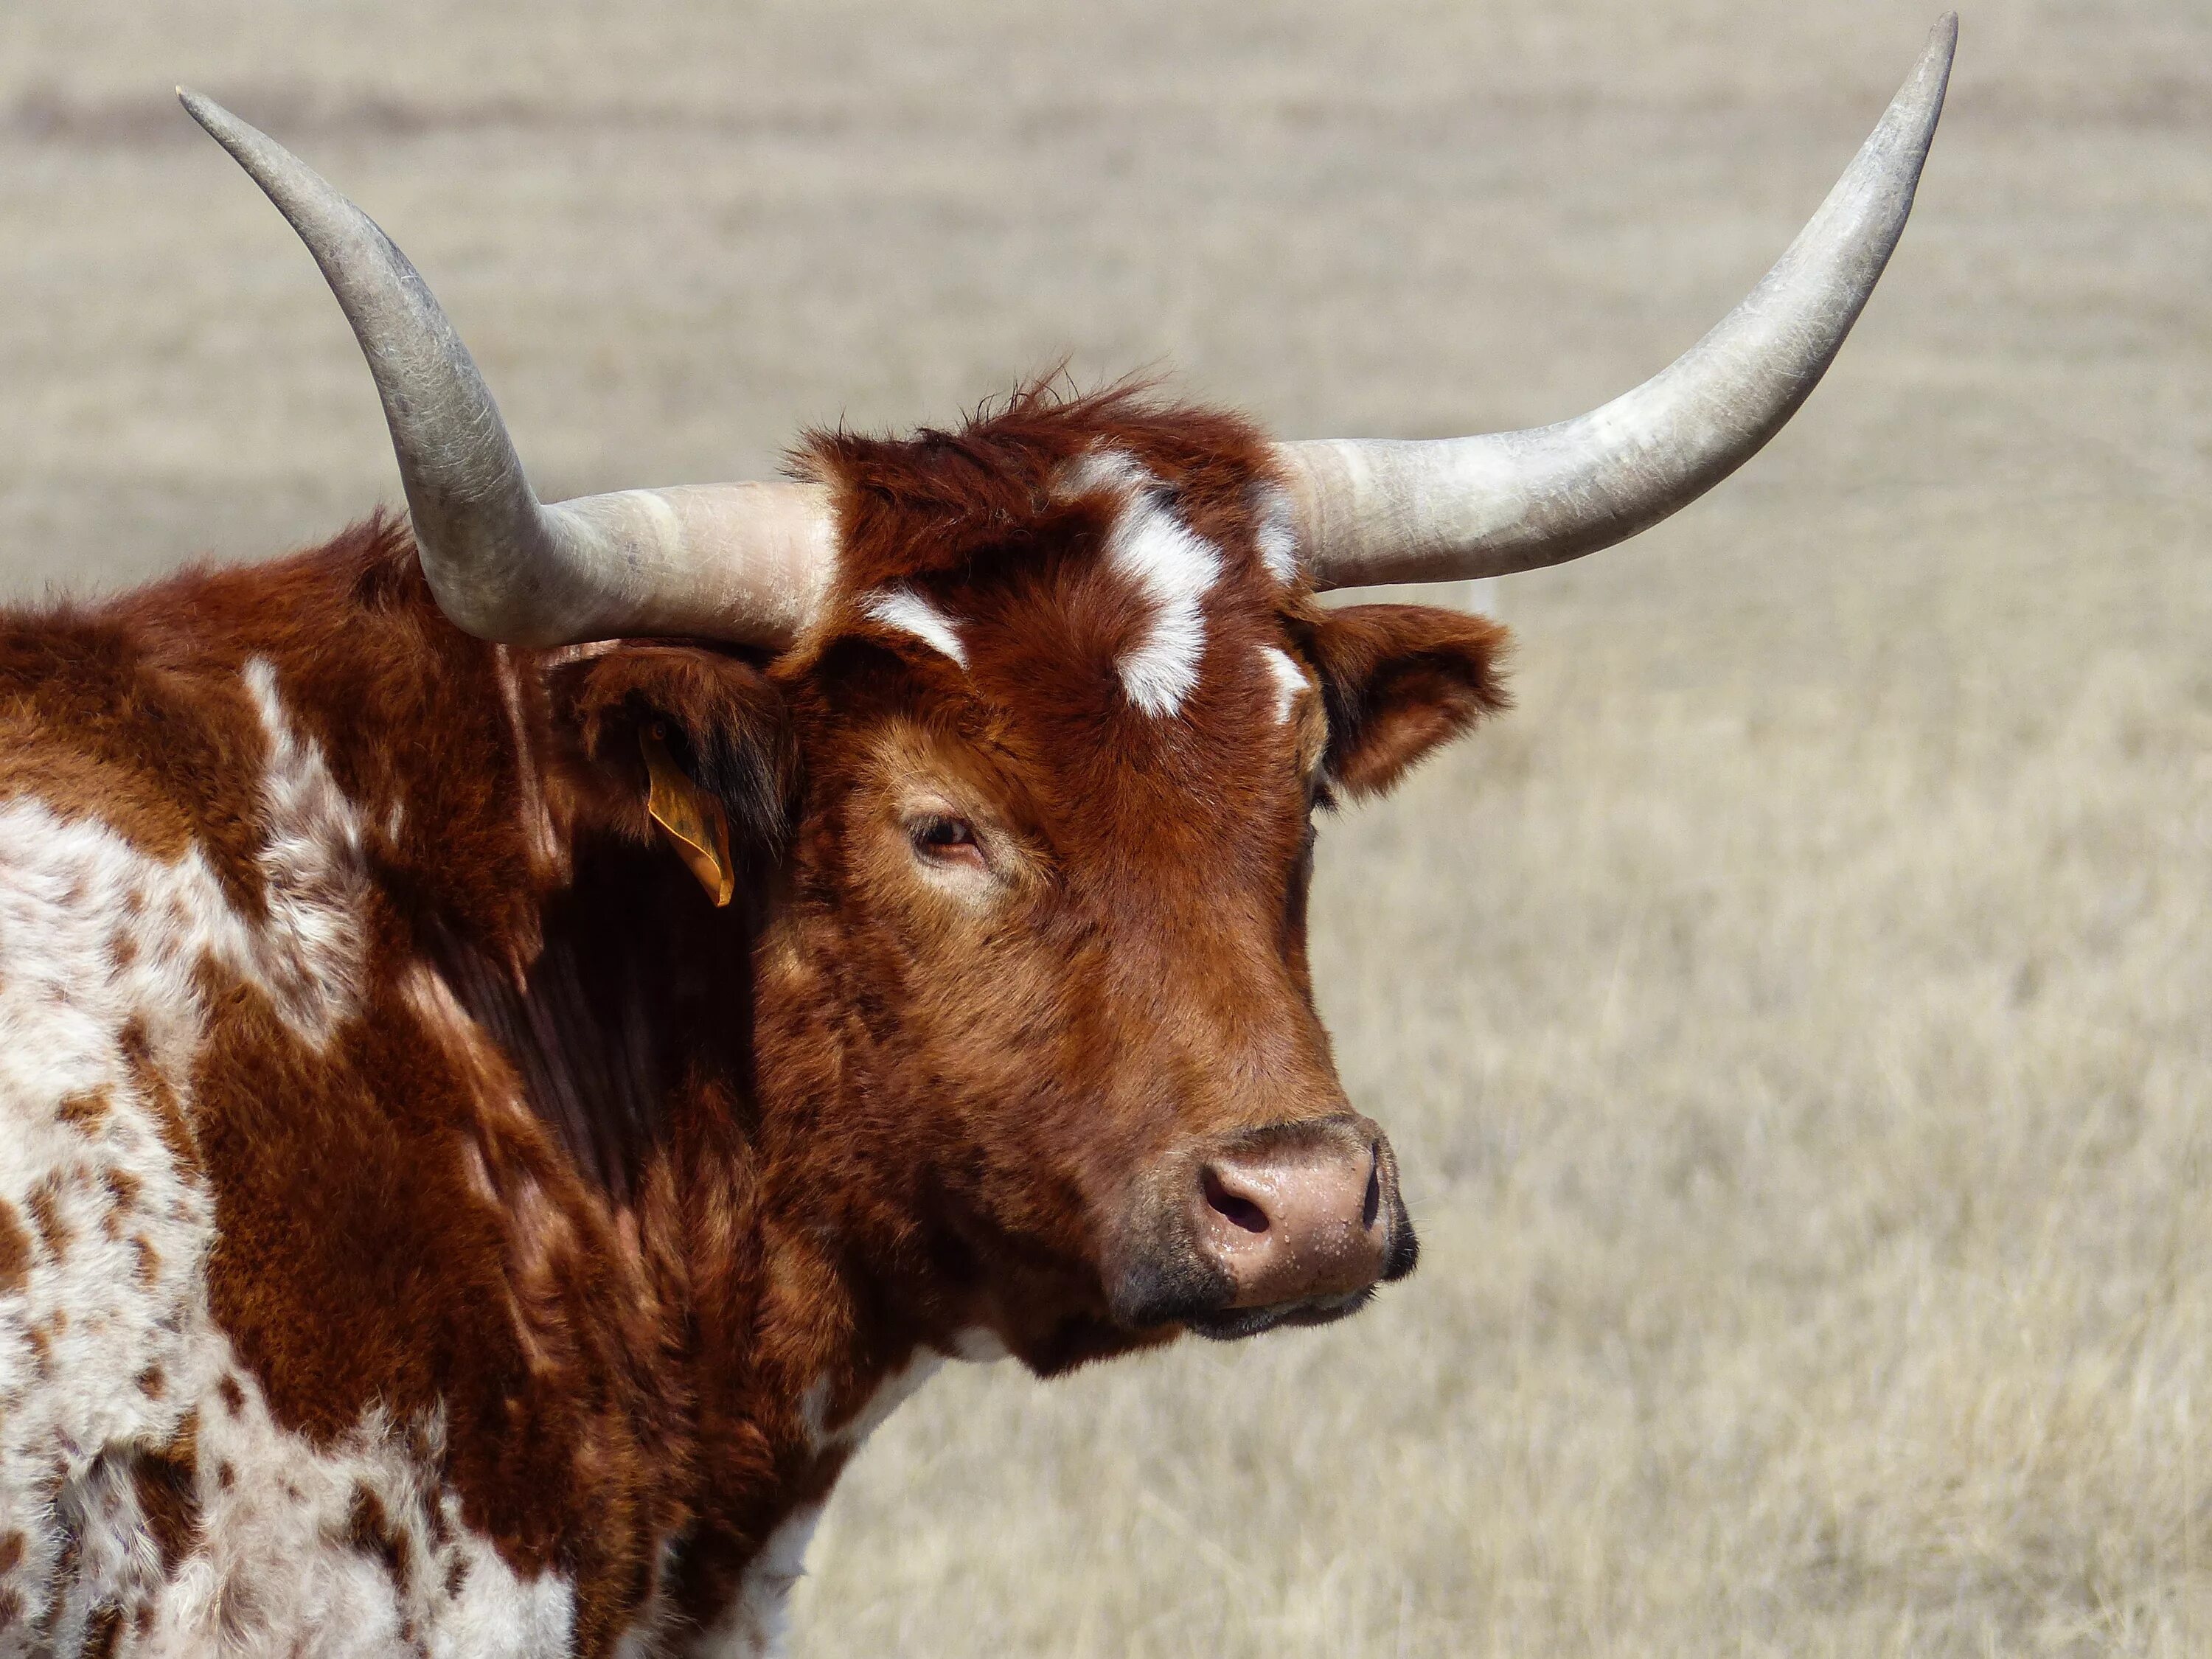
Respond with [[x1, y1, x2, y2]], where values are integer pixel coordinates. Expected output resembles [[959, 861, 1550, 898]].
[[1181, 1285, 1379, 1343]]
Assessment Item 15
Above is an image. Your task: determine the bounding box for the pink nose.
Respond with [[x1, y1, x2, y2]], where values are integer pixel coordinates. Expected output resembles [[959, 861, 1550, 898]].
[[1195, 1133, 1390, 1308]]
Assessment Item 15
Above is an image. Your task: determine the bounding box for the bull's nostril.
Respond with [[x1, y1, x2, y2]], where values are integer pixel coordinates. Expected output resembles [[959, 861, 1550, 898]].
[[1202, 1166, 1269, 1234], [1363, 1148, 1382, 1231]]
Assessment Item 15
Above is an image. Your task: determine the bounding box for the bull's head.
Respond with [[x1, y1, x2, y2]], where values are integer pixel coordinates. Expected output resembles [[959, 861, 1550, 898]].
[[752, 410, 1503, 1360], [178, 16, 1950, 1367]]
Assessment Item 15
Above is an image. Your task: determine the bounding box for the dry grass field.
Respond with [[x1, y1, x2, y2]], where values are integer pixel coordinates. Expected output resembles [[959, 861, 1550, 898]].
[[4, 1, 2208, 1653]]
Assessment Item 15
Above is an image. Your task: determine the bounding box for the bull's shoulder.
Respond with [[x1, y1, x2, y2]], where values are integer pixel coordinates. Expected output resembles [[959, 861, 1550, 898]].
[[0, 745, 219, 1653], [0, 588, 275, 878]]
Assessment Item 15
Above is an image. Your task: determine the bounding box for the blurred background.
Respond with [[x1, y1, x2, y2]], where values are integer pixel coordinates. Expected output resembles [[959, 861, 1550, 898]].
[[4, 1, 2208, 1653]]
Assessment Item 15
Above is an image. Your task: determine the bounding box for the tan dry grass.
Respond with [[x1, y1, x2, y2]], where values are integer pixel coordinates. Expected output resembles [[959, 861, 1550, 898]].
[[4, 1, 2208, 1653], [803, 597, 2212, 1658]]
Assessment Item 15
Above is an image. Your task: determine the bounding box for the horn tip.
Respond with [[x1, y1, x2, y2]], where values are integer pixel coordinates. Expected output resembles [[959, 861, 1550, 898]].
[[176, 86, 233, 141], [1927, 13, 1960, 66]]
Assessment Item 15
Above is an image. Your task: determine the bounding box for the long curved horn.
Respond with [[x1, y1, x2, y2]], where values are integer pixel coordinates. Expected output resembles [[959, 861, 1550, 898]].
[[179, 91, 835, 649], [1276, 14, 1956, 590]]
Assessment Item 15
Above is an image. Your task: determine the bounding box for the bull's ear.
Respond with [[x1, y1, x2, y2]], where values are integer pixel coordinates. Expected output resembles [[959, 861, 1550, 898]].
[[551, 647, 796, 883], [1299, 604, 1511, 799]]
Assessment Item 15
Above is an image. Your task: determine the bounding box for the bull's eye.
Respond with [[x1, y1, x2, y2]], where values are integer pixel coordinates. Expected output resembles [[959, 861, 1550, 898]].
[[908, 812, 986, 869]]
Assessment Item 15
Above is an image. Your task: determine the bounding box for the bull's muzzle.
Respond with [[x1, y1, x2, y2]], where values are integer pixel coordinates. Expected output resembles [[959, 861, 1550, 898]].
[[1110, 1114, 1417, 1340]]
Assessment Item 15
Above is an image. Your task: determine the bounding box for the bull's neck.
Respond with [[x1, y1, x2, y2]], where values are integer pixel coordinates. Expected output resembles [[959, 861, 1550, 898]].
[[79, 524, 922, 1635]]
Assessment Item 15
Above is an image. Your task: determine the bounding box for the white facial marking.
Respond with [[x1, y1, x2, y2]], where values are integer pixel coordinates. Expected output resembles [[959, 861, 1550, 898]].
[[1254, 484, 1301, 585], [1066, 448, 1223, 718], [859, 587, 967, 669], [1111, 500, 1222, 718], [1259, 646, 1311, 726]]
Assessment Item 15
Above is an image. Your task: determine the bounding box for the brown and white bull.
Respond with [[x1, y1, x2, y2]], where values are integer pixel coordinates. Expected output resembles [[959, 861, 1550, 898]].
[[0, 21, 1951, 1658]]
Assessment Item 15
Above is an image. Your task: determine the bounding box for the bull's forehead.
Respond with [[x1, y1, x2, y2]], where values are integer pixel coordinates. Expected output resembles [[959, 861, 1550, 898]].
[[830, 444, 1322, 818]]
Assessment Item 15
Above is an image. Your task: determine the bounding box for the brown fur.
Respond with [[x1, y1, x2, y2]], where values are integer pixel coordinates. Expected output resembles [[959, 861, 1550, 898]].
[[341, 1486, 411, 1594], [57, 1091, 111, 1132], [1, 386, 1507, 1651], [25, 1178, 72, 1262], [130, 1417, 202, 1575], [0, 1200, 28, 1296], [81, 1605, 121, 1659]]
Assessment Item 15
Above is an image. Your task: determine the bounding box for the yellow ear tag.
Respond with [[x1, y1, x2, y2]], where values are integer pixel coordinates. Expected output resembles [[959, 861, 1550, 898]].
[[641, 728, 735, 907]]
